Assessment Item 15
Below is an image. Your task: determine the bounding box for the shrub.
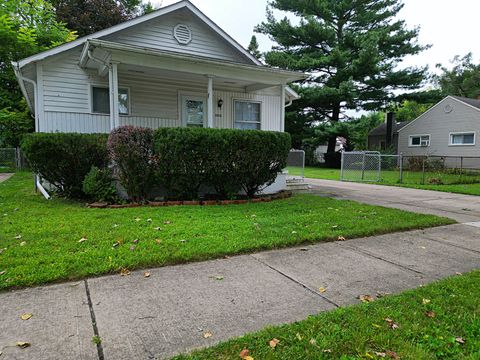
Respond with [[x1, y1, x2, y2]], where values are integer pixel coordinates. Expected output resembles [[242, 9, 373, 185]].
[[21, 133, 109, 198], [82, 166, 118, 203], [108, 126, 155, 202], [154, 128, 291, 199]]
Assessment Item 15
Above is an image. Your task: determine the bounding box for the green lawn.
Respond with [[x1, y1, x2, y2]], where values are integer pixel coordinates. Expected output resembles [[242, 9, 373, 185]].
[[288, 166, 480, 196], [0, 172, 452, 291], [172, 270, 480, 360]]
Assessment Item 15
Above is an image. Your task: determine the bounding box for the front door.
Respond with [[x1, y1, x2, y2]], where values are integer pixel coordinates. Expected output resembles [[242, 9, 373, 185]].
[[181, 95, 207, 127]]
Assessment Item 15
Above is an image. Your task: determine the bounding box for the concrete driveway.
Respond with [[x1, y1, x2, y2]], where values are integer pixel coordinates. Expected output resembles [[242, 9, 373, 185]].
[[308, 178, 480, 223]]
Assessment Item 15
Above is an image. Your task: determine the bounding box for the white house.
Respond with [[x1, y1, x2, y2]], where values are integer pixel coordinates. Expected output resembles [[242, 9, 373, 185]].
[[12, 0, 305, 135]]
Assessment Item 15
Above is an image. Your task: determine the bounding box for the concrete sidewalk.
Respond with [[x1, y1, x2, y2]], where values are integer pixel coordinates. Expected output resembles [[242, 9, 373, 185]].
[[1, 222, 480, 360], [308, 178, 480, 223]]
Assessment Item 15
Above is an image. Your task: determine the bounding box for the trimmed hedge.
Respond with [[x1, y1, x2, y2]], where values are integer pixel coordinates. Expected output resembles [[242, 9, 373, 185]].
[[155, 128, 291, 199], [21, 133, 109, 198]]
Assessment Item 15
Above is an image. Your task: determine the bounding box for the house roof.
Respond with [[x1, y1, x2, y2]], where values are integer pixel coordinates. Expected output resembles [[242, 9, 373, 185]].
[[15, 0, 261, 68], [368, 121, 409, 136], [451, 96, 480, 110]]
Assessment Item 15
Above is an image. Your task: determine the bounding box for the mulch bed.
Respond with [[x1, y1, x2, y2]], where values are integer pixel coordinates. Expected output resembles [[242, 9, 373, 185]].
[[88, 190, 293, 209]]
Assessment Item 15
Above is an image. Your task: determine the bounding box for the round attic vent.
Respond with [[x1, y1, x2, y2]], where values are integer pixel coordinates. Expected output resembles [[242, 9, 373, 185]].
[[173, 24, 192, 45], [444, 104, 453, 113]]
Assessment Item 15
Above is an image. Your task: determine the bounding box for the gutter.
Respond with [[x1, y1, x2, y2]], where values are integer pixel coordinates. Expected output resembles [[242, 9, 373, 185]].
[[12, 62, 38, 131]]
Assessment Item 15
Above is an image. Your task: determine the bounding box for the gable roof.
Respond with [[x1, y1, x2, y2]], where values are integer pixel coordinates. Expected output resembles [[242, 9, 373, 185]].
[[398, 96, 480, 133], [16, 0, 261, 68], [368, 121, 409, 136], [451, 96, 480, 110]]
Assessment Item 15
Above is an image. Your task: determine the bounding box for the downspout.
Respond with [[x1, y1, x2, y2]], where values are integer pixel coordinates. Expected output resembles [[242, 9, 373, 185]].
[[12, 62, 38, 131]]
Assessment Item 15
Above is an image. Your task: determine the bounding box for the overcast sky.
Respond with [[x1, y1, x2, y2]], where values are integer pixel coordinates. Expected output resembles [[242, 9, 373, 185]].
[[154, 0, 479, 75]]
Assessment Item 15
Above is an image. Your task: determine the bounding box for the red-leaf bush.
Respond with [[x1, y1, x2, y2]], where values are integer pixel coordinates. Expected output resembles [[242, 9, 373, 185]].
[[108, 126, 156, 202]]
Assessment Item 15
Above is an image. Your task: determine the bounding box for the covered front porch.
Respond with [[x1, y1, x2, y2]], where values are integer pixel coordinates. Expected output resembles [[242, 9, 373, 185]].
[[76, 39, 304, 133]]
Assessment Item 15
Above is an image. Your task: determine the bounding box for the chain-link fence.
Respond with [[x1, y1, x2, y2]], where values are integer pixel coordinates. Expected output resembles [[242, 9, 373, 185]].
[[286, 149, 305, 180], [341, 152, 480, 186], [0, 148, 27, 171]]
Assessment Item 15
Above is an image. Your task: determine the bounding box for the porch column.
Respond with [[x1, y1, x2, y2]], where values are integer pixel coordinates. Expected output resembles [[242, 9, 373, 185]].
[[109, 62, 120, 130], [207, 76, 214, 128], [280, 84, 286, 132]]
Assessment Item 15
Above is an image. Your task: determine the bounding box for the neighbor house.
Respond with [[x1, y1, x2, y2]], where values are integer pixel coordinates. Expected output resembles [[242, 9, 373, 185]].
[[397, 96, 480, 168], [12, 0, 305, 135], [368, 113, 408, 152]]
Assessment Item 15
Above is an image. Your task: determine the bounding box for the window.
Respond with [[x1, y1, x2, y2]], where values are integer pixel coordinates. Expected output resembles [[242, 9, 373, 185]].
[[449, 132, 475, 146], [234, 100, 261, 130], [181, 95, 206, 127], [92, 87, 129, 115], [409, 134, 430, 147]]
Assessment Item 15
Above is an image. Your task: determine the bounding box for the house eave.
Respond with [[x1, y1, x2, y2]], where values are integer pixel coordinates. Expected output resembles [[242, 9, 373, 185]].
[[81, 39, 307, 84]]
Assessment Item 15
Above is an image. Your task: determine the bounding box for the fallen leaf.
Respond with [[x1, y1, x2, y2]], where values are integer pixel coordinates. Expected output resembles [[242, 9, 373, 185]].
[[129, 245, 135, 251], [133, 239, 139, 244], [384, 318, 399, 330], [164, 220, 172, 224], [422, 298, 431, 305], [20, 241, 26, 246], [239, 349, 250, 359], [358, 294, 375, 303], [20, 313, 33, 321], [295, 333, 302, 341], [144, 272, 151, 278], [154, 227, 162, 231], [112, 242, 119, 248], [323, 349, 332, 353], [337, 236, 346, 241], [244, 357, 254, 360], [14, 235, 22, 239], [134, 217, 141, 222], [78, 237, 87, 243], [374, 352, 386, 358], [376, 291, 391, 298], [146, 218, 152, 222], [120, 268, 130, 276], [112, 224, 119, 228], [318, 287, 327, 293], [16, 342, 30, 349], [386, 350, 400, 359], [455, 337, 465, 344], [365, 353, 374, 359], [372, 323, 381, 328], [309, 338, 318, 347], [0, 271, 5, 276], [203, 331, 212, 339], [155, 239, 162, 244], [425, 311, 436, 318], [179, 239, 187, 243], [331, 225, 339, 229], [419, 246, 426, 249], [269, 338, 280, 349], [455, 272, 462, 276], [0, 248, 6, 254]]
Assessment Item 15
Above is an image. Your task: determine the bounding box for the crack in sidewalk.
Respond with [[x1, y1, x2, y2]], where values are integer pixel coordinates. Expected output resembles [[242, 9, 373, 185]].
[[249, 254, 340, 308], [84, 279, 104, 360]]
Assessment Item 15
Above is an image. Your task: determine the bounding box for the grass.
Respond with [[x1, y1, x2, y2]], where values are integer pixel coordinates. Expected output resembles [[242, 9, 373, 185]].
[[172, 270, 480, 360], [0, 172, 452, 291], [288, 166, 480, 196]]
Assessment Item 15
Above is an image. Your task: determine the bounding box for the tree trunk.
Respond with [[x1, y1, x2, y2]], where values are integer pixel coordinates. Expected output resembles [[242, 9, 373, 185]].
[[327, 104, 341, 153]]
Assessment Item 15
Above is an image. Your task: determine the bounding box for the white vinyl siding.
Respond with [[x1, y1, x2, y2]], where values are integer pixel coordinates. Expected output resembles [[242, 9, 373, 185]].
[[103, 8, 252, 64], [449, 132, 475, 146]]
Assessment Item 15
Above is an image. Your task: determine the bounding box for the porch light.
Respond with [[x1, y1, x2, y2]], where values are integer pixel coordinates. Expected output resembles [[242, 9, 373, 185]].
[[217, 99, 224, 108]]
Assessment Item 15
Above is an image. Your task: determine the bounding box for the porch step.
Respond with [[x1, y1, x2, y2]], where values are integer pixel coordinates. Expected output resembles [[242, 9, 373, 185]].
[[286, 180, 311, 193]]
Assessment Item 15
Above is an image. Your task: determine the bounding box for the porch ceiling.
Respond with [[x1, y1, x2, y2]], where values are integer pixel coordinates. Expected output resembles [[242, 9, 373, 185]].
[[80, 39, 306, 90]]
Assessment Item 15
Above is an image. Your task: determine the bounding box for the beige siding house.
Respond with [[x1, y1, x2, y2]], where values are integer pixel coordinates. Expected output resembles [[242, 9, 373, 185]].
[[398, 96, 480, 166], [12, 0, 305, 134]]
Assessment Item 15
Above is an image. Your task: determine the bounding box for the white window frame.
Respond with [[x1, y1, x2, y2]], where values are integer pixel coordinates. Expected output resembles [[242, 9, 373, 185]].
[[449, 131, 476, 146], [409, 134, 430, 147], [90, 85, 131, 116], [233, 99, 262, 130]]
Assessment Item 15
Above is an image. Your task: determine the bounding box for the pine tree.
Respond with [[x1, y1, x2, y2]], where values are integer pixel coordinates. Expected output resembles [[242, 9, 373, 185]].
[[247, 35, 262, 60], [256, 0, 429, 153]]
